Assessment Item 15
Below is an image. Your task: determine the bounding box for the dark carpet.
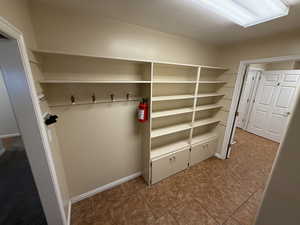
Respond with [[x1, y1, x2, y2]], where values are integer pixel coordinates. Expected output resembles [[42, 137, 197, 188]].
[[0, 148, 48, 225]]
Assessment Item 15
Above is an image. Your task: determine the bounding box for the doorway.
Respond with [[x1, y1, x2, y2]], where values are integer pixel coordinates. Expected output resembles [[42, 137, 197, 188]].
[[0, 18, 66, 225], [236, 67, 300, 142], [0, 69, 48, 224], [221, 59, 300, 225]]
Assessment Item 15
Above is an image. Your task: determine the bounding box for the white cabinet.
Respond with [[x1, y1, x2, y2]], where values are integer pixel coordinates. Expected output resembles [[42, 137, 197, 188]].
[[190, 138, 217, 166], [151, 148, 189, 184]]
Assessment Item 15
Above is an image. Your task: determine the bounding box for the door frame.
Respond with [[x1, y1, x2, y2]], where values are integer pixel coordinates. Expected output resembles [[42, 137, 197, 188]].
[[237, 68, 262, 130], [220, 55, 300, 159], [0, 17, 66, 225]]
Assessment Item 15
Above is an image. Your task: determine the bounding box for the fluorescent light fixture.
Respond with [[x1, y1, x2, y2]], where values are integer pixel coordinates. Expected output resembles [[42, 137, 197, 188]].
[[196, 0, 289, 27]]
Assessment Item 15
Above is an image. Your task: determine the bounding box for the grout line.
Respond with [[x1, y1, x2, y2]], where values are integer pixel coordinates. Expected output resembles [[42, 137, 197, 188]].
[[227, 188, 260, 222], [222, 216, 242, 225], [196, 199, 221, 225]]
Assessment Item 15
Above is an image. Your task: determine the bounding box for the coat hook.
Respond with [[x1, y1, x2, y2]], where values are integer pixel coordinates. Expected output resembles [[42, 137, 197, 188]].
[[126, 93, 130, 101], [71, 95, 75, 104], [110, 94, 114, 102], [92, 93, 96, 103]]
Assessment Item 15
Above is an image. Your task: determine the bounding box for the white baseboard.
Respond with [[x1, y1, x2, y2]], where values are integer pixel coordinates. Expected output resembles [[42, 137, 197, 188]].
[[70, 172, 142, 204], [215, 152, 226, 160], [67, 200, 71, 225]]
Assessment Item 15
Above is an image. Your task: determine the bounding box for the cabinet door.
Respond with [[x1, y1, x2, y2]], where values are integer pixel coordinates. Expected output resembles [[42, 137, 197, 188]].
[[151, 154, 173, 184], [207, 139, 218, 156], [172, 148, 189, 174], [191, 138, 217, 166]]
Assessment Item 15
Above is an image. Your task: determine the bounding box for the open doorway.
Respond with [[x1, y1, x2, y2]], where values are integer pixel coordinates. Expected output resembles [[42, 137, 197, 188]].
[[0, 68, 48, 224], [0, 18, 66, 225], [221, 59, 300, 224]]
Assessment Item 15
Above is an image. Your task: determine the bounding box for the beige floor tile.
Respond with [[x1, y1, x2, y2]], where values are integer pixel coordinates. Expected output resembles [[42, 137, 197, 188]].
[[169, 199, 218, 225], [232, 189, 264, 225], [71, 129, 278, 225]]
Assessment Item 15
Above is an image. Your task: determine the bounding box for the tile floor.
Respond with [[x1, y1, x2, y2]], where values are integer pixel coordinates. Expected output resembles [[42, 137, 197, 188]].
[[71, 129, 279, 225]]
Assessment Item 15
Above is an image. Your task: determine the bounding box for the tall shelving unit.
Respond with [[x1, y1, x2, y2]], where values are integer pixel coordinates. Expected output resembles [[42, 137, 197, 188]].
[[31, 49, 228, 185], [149, 63, 228, 184]]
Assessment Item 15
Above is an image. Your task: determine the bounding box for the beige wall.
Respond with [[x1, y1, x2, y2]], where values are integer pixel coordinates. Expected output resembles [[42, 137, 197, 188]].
[[28, 2, 221, 197], [0, 0, 37, 49], [29, 1, 218, 66], [213, 30, 300, 156], [0, 0, 70, 217], [218, 30, 300, 71]]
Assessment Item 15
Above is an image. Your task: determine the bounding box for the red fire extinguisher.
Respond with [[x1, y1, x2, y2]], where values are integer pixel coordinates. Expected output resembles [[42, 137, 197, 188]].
[[138, 98, 148, 122]]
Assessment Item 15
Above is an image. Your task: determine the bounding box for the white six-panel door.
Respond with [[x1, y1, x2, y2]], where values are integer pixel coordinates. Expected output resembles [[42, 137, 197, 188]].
[[247, 71, 300, 142]]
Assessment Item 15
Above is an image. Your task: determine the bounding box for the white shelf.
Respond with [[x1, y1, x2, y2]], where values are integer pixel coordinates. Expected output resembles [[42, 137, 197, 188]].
[[152, 95, 194, 102], [201, 66, 229, 71], [151, 123, 191, 138], [198, 81, 227, 84], [153, 80, 197, 84], [152, 107, 193, 118], [197, 93, 224, 98], [191, 132, 218, 145], [39, 80, 151, 84], [151, 140, 190, 160], [193, 118, 220, 128], [195, 104, 222, 112]]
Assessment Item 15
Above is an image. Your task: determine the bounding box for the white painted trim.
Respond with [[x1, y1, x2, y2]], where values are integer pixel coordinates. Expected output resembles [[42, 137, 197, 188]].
[[0, 133, 20, 138], [221, 55, 300, 159], [0, 16, 66, 225], [67, 201, 72, 225], [71, 172, 142, 203], [214, 152, 225, 159]]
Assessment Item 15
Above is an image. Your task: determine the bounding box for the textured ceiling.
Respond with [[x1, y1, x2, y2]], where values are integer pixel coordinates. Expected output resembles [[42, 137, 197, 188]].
[[32, 0, 300, 44]]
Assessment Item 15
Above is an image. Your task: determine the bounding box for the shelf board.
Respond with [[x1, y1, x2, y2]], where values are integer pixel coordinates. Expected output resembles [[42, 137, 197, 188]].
[[191, 132, 218, 145], [195, 104, 222, 112], [198, 81, 227, 84], [152, 107, 193, 119], [39, 80, 151, 84], [193, 118, 220, 128], [151, 140, 190, 160], [153, 80, 197, 84], [152, 95, 194, 102], [197, 93, 224, 98], [200, 66, 229, 71], [151, 123, 191, 138]]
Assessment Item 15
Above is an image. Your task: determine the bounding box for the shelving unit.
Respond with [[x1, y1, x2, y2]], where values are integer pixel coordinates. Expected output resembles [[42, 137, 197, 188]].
[[151, 139, 190, 160], [191, 131, 218, 145], [32, 49, 229, 185], [149, 62, 228, 183], [39, 80, 151, 84], [152, 94, 195, 102], [152, 107, 193, 118], [151, 122, 191, 138], [193, 118, 221, 128]]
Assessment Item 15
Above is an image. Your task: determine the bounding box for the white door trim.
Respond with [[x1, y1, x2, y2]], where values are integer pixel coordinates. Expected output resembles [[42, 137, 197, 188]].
[[0, 16, 66, 225], [220, 55, 300, 159]]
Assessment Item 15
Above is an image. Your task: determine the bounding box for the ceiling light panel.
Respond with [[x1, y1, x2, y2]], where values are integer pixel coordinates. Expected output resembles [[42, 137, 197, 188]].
[[196, 0, 289, 27]]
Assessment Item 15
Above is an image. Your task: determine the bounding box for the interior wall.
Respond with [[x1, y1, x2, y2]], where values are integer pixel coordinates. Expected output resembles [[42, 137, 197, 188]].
[[213, 30, 300, 155], [0, 69, 19, 136], [0, 0, 37, 49], [29, 1, 219, 65], [28, 2, 222, 197], [0, 0, 70, 218]]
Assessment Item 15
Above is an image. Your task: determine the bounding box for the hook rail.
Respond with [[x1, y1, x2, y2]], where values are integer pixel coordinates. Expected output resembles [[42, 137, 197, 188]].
[[48, 98, 142, 108]]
